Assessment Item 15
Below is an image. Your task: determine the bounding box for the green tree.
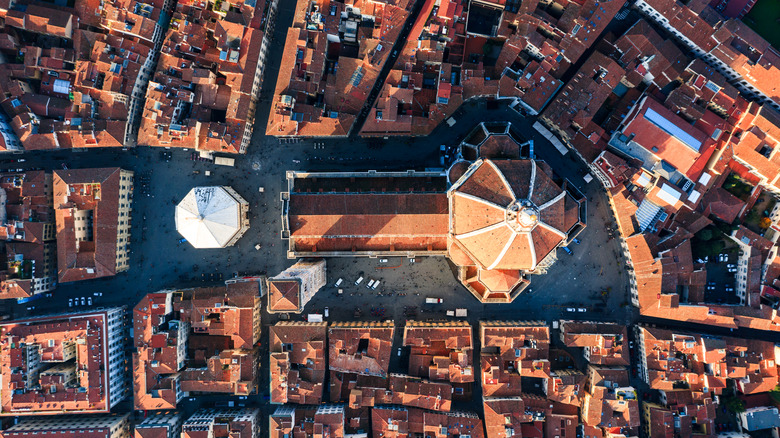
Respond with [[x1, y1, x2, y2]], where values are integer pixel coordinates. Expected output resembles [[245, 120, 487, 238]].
[[724, 396, 746, 413], [707, 240, 726, 257], [770, 385, 780, 404], [698, 229, 714, 241]]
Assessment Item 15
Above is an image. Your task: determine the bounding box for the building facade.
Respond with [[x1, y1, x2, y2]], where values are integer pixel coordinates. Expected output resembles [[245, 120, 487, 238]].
[[134, 411, 184, 438], [0, 171, 57, 298], [0, 414, 130, 438], [53, 168, 134, 283], [181, 409, 260, 438], [0, 307, 128, 415]]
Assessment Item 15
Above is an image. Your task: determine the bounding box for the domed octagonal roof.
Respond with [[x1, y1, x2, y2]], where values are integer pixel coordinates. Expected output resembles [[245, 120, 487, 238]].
[[176, 186, 247, 248], [448, 159, 570, 271]]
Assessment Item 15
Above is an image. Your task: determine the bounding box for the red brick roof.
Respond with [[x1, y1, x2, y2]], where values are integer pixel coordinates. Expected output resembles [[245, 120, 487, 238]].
[[54, 168, 127, 283], [388, 374, 453, 411], [269, 322, 327, 405], [133, 283, 261, 409], [701, 187, 745, 223], [639, 326, 779, 410], [542, 52, 625, 141], [620, 96, 711, 179], [0, 171, 54, 299], [329, 322, 395, 377], [289, 193, 449, 253], [0, 311, 116, 414], [449, 159, 568, 272], [268, 280, 300, 313], [560, 321, 629, 366], [403, 321, 474, 383]]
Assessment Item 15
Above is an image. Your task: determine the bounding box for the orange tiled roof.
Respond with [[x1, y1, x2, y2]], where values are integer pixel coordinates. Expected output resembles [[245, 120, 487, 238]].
[[0, 311, 116, 415], [269, 322, 327, 405], [403, 321, 474, 384], [449, 159, 569, 272], [329, 322, 395, 377], [53, 168, 127, 283], [133, 283, 261, 410], [560, 321, 629, 366]]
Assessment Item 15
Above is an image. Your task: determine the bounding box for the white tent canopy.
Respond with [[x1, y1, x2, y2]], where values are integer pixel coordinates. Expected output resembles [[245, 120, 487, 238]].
[[175, 186, 243, 248]]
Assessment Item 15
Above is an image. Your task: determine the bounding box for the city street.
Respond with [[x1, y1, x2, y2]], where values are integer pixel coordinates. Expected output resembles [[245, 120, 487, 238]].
[[0, 97, 634, 417], [0, 0, 777, 433]]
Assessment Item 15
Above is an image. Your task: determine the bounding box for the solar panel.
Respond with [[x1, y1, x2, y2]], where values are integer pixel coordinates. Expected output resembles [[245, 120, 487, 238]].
[[644, 107, 702, 152]]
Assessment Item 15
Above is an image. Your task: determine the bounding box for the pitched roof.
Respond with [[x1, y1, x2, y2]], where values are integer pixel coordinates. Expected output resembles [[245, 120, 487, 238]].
[[268, 280, 300, 312], [53, 168, 127, 283]]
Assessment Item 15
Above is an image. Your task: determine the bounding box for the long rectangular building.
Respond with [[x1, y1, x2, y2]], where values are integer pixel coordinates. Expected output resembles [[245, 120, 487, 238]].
[[282, 170, 449, 258]]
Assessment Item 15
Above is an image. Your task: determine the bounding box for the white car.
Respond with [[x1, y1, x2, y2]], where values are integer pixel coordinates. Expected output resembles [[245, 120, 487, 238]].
[[355, 276, 364, 285], [372, 281, 380, 290], [577, 308, 587, 312], [68, 299, 73, 307], [324, 307, 329, 318], [334, 278, 343, 287], [566, 308, 577, 312], [87, 297, 92, 306], [379, 259, 388, 263], [80, 297, 85, 306], [367, 279, 375, 288], [397, 348, 402, 356]]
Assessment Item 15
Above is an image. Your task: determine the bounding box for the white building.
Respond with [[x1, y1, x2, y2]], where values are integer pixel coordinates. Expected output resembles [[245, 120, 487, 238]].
[[182, 409, 260, 438], [175, 186, 250, 248]]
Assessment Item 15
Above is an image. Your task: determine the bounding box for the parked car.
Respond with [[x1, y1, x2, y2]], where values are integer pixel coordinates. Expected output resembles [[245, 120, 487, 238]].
[[562, 246, 573, 255], [566, 307, 577, 312], [324, 307, 329, 318], [355, 276, 364, 285], [334, 278, 343, 287], [572, 238, 581, 245], [379, 259, 388, 263], [372, 281, 380, 290]]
